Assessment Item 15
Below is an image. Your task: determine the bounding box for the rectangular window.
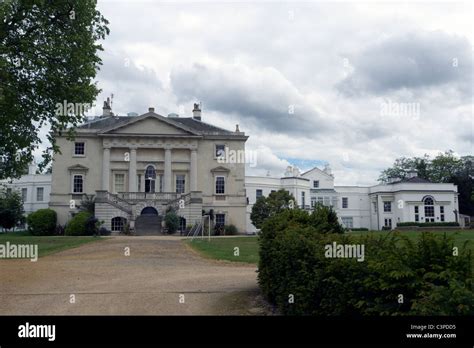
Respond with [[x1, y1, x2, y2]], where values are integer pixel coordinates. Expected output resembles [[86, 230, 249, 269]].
[[216, 176, 225, 194], [215, 213, 225, 226], [74, 142, 85, 156], [311, 197, 317, 207], [36, 187, 44, 201], [384, 218, 392, 228], [383, 201, 392, 212], [425, 206, 434, 217], [331, 197, 337, 207], [317, 196, 324, 205], [341, 217, 353, 229], [215, 144, 226, 158], [114, 173, 125, 193], [414, 206, 419, 213], [176, 175, 185, 194], [137, 174, 141, 192], [301, 191, 305, 208], [440, 206, 445, 222], [159, 174, 164, 193], [415, 214, 419, 222], [256, 189, 263, 199], [313, 180, 319, 188], [21, 188, 27, 202], [342, 197, 348, 208], [73, 175, 83, 193]]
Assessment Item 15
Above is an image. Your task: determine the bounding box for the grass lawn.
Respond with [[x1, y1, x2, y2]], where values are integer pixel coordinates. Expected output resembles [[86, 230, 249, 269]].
[[0, 231, 103, 258], [185, 230, 474, 265], [185, 236, 259, 264]]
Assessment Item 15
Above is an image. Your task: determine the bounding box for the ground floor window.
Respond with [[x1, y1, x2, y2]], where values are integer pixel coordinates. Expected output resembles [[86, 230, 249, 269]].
[[111, 217, 127, 232], [414, 206, 419, 221], [384, 218, 392, 228], [440, 206, 445, 222], [179, 217, 186, 232], [215, 213, 225, 226], [341, 217, 353, 229]]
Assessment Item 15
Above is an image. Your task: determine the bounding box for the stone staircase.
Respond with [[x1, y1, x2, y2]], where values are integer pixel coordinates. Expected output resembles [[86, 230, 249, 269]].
[[95, 190, 203, 235]]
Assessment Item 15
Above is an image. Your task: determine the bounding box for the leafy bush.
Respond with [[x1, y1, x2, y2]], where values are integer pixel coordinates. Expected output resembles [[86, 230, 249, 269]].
[[164, 211, 179, 234], [85, 215, 99, 235], [224, 224, 238, 235], [396, 222, 460, 227], [99, 227, 111, 236], [65, 212, 92, 236], [26, 209, 57, 236], [258, 210, 474, 315], [310, 203, 344, 234]]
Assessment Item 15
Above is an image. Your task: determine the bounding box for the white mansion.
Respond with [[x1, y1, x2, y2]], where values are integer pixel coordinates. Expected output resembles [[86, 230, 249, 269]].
[[245, 165, 461, 232]]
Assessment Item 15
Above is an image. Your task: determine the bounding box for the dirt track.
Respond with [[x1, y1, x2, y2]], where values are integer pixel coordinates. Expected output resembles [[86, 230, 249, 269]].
[[0, 236, 265, 315]]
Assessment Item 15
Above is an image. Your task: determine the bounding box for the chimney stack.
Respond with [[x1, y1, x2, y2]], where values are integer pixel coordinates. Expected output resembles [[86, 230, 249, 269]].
[[102, 97, 112, 116], [148, 107, 155, 113], [192, 102, 201, 121], [407, 169, 418, 178]]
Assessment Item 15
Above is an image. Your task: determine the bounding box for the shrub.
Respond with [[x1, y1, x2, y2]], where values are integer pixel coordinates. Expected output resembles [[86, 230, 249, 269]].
[[164, 211, 179, 234], [224, 224, 238, 235], [26, 209, 57, 236], [99, 227, 111, 236], [65, 212, 92, 236], [396, 222, 460, 227], [347, 228, 369, 231], [85, 215, 99, 235], [258, 210, 474, 316], [310, 203, 344, 234]]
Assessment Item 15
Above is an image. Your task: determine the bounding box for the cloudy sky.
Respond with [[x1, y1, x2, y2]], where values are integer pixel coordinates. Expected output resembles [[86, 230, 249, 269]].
[[81, 0, 472, 185]]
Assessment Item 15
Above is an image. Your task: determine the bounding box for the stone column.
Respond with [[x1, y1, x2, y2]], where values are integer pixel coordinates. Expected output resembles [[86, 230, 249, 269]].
[[129, 147, 137, 192], [190, 149, 197, 191], [102, 147, 110, 191], [164, 147, 172, 192]]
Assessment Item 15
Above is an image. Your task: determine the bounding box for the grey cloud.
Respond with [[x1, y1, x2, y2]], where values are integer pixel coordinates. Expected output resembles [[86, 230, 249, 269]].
[[170, 63, 331, 137], [337, 31, 472, 97]]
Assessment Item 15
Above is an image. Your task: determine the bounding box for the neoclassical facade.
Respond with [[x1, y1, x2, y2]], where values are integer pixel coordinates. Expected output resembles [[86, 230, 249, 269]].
[[245, 165, 460, 232], [49, 101, 248, 234]]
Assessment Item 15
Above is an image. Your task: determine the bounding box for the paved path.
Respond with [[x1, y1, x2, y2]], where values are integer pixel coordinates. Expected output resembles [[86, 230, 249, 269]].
[[0, 237, 263, 315]]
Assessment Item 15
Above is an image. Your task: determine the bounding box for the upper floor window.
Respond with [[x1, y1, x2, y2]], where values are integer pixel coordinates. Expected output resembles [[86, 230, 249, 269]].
[[21, 188, 27, 202], [36, 187, 44, 201], [383, 201, 392, 212], [256, 189, 263, 199], [215, 144, 226, 158], [73, 175, 84, 193], [313, 180, 319, 188], [216, 176, 225, 194], [74, 142, 85, 156], [342, 197, 348, 208], [176, 175, 185, 194]]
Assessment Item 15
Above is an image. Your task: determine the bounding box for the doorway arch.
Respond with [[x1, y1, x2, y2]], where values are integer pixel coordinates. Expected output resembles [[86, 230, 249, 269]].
[[141, 206, 158, 215]]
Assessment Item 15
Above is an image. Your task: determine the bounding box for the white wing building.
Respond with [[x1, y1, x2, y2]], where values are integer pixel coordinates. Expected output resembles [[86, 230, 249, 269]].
[[245, 165, 460, 232]]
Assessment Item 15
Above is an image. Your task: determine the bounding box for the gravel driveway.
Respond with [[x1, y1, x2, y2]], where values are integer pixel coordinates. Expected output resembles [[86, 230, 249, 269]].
[[0, 236, 264, 315]]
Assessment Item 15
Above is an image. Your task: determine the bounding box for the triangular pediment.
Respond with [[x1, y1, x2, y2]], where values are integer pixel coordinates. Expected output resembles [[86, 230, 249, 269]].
[[98, 113, 199, 136], [210, 166, 231, 173]]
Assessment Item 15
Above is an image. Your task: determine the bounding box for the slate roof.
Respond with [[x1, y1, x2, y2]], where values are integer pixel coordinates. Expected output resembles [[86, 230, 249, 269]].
[[78, 114, 236, 136]]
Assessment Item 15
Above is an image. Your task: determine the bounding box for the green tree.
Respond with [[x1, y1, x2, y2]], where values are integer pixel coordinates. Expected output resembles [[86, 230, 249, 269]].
[[250, 189, 295, 229], [0, 0, 109, 179], [310, 203, 345, 234], [0, 189, 25, 231], [165, 210, 179, 234]]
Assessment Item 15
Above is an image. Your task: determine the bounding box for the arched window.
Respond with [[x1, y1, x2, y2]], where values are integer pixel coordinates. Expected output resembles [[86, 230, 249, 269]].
[[145, 165, 156, 193], [111, 217, 127, 232], [423, 196, 434, 221]]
